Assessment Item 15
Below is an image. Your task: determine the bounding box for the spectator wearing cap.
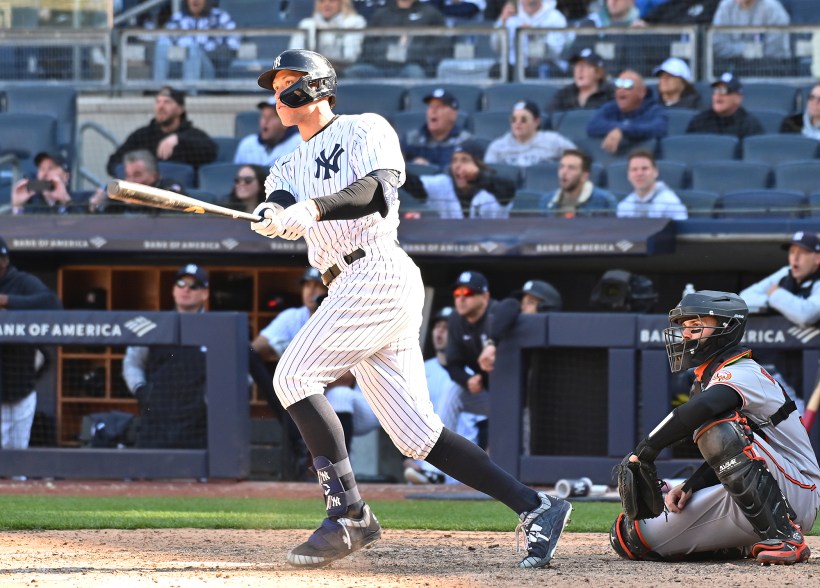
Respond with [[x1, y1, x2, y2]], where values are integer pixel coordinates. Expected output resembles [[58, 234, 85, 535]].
[[403, 139, 517, 218], [122, 263, 211, 448], [484, 100, 576, 167], [780, 82, 820, 140], [587, 69, 668, 154], [740, 231, 820, 327], [685, 72, 764, 138], [288, 0, 367, 75], [0, 235, 62, 450], [401, 88, 472, 169], [616, 149, 687, 220], [653, 57, 701, 109], [10, 152, 87, 215], [548, 48, 615, 113], [539, 148, 617, 217], [153, 0, 240, 82], [106, 86, 217, 177], [234, 96, 302, 166], [493, 0, 571, 79], [347, 0, 449, 79], [712, 0, 790, 60], [584, 0, 643, 26]]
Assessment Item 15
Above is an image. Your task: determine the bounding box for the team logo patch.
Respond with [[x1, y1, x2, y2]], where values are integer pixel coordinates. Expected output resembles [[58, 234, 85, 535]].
[[711, 370, 732, 382]]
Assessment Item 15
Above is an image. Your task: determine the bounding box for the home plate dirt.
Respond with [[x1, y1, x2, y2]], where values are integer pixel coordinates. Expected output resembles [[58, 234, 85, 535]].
[[0, 481, 817, 587]]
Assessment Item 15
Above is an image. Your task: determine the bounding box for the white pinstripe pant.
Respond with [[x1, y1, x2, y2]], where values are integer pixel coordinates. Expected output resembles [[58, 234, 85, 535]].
[[274, 245, 444, 460], [1, 391, 37, 449]]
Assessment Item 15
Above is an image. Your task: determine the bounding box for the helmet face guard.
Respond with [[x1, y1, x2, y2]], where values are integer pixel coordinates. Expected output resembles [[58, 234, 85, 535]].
[[278, 74, 336, 108]]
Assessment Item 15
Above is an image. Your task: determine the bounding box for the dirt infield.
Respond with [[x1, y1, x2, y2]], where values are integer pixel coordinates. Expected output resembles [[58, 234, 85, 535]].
[[0, 480, 817, 587]]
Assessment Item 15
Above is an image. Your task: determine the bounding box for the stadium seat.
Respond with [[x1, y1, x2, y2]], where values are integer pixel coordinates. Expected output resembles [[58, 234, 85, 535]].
[[405, 162, 442, 176], [113, 161, 196, 190], [436, 58, 497, 83], [550, 109, 596, 142], [398, 189, 438, 218], [3, 86, 77, 159], [405, 84, 484, 113], [186, 188, 219, 204], [213, 136, 240, 163], [509, 189, 546, 217], [605, 160, 688, 195], [573, 136, 657, 166], [740, 83, 798, 113], [677, 189, 719, 217], [197, 163, 245, 200], [219, 0, 284, 27], [660, 135, 739, 165], [390, 111, 470, 139], [471, 111, 511, 142], [487, 163, 524, 187], [742, 134, 818, 165], [715, 189, 807, 218], [808, 192, 820, 217], [334, 83, 406, 118], [748, 109, 788, 135], [693, 81, 713, 108], [665, 109, 697, 136], [0, 112, 59, 170], [483, 82, 559, 114], [690, 161, 771, 195], [774, 160, 820, 194], [234, 111, 259, 139], [523, 161, 559, 192]]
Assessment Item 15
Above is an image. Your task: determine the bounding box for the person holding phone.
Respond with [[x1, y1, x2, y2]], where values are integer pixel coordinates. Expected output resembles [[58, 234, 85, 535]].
[[9, 152, 86, 215]]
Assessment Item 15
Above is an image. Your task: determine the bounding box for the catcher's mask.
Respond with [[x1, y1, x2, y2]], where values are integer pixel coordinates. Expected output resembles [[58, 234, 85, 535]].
[[257, 49, 337, 108], [663, 290, 748, 372]]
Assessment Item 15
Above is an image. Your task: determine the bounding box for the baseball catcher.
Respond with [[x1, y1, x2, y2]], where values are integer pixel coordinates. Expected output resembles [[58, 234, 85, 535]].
[[611, 290, 820, 564]]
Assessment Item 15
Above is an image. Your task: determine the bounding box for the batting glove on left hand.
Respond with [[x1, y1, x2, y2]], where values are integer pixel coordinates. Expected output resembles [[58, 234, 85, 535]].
[[250, 202, 284, 239], [279, 200, 317, 240]]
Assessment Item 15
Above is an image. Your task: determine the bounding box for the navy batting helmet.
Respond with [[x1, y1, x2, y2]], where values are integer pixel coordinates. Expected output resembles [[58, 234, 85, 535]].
[[257, 49, 337, 108]]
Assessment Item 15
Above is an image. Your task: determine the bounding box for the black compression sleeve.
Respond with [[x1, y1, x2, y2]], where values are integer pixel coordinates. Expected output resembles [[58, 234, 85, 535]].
[[266, 189, 297, 208], [313, 169, 401, 221], [682, 461, 720, 493]]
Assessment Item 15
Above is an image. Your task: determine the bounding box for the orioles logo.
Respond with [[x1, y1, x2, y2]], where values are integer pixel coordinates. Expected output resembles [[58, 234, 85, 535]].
[[712, 370, 732, 382]]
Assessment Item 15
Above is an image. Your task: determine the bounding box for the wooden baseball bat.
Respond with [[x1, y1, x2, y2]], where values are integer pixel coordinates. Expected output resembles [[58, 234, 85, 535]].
[[107, 180, 262, 222], [803, 378, 820, 431]]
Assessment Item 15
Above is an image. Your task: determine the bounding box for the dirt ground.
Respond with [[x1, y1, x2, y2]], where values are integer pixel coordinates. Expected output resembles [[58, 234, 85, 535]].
[[0, 480, 818, 587]]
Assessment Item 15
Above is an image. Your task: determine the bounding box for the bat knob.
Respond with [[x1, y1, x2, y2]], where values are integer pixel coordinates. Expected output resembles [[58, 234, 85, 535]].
[[107, 180, 121, 196]]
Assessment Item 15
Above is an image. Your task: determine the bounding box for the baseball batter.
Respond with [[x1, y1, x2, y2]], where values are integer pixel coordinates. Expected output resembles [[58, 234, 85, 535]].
[[612, 290, 820, 564], [249, 49, 572, 570]]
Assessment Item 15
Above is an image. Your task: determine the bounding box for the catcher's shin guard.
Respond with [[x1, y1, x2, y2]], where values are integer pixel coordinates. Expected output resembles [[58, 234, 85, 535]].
[[695, 412, 808, 563], [610, 513, 663, 561]]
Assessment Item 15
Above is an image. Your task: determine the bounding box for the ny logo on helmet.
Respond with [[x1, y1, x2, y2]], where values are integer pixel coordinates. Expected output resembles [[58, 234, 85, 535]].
[[315, 144, 344, 180], [273, 55, 281, 69]]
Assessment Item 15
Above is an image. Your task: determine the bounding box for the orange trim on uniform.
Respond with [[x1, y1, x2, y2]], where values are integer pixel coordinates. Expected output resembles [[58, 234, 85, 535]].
[[633, 520, 652, 551], [694, 350, 752, 383], [753, 440, 818, 491], [614, 513, 637, 560], [694, 412, 742, 444]]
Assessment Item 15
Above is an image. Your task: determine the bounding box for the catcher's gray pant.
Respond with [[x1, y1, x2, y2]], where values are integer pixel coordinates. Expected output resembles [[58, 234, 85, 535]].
[[273, 245, 444, 460], [635, 434, 820, 558]]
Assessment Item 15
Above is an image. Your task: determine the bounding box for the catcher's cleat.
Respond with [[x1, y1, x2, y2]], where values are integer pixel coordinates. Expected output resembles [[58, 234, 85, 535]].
[[751, 535, 810, 565], [516, 492, 573, 568], [287, 504, 382, 568]]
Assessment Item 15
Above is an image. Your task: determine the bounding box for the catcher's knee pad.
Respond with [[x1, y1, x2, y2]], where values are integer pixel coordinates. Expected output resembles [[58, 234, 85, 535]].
[[695, 412, 798, 542], [609, 513, 663, 561], [313, 456, 361, 518]]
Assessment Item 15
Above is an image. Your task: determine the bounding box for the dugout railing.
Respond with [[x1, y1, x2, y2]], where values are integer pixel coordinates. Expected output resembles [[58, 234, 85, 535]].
[[0, 310, 250, 480], [491, 313, 820, 487]]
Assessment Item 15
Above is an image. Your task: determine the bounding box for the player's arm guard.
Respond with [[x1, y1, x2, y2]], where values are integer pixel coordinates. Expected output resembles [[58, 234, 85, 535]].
[[617, 453, 665, 521]]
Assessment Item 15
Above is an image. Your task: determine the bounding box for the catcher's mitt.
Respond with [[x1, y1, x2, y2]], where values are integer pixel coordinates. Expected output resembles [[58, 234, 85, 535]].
[[617, 455, 665, 521]]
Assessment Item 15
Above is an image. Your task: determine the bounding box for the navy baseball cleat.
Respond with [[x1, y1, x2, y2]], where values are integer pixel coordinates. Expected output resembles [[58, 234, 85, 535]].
[[516, 492, 573, 568], [287, 504, 382, 568]]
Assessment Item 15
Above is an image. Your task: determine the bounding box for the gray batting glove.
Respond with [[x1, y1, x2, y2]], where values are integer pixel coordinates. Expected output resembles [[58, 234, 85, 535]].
[[251, 202, 284, 238]]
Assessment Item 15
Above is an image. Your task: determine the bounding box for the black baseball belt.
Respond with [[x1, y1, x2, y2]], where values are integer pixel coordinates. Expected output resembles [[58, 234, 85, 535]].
[[322, 248, 366, 286]]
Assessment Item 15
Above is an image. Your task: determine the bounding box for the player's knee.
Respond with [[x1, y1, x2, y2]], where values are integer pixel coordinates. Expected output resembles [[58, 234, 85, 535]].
[[610, 513, 662, 561], [694, 411, 751, 466], [386, 430, 438, 461]]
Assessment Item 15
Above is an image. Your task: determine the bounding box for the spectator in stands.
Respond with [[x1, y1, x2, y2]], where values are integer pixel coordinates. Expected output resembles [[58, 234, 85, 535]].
[[484, 100, 576, 166], [403, 139, 517, 218], [585, 0, 643, 26], [587, 69, 668, 154], [555, 0, 597, 24], [493, 0, 571, 79], [123, 264, 211, 448], [289, 0, 367, 75], [685, 72, 765, 138], [780, 82, 820, 139], [539, 148, 617, 217], [346, 0, 449, 79], [635, 0, 671, 17], [10, 152, 87, 215], [431, 0, 487, 23], [233, 96, 301, 167], [740, 230, 820, 327], [106, 86, 217, 177], [712, 0, 791, 60], [402, 88, 472, 169], [653, 57, 702, 109], [643, 0, 719, 24], [153, 0, 240, 82], [548, 48, 615, 113], [616, 149, 688, 220], [221, 164, 268, 214], [0, 236, 62, 450], [90, 149, 187, 213]]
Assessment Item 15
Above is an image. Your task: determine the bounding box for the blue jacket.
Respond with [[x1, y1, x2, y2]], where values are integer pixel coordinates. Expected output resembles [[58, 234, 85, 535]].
[[587, 91, 668, 142], [539, 182, 618, 217]]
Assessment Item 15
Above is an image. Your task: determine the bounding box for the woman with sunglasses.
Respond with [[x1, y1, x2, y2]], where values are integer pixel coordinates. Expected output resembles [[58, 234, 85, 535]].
[[484, 100, 576, 167], [223, 164, 268, 214]]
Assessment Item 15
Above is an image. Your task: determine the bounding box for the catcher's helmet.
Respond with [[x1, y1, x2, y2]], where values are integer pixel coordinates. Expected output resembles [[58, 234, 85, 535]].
[[663, 290, 748, 373], [257, 49, 337, 108]]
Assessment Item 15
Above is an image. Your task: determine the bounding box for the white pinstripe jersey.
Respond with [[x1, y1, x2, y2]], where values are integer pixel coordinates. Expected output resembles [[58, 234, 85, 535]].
[[265, 113, 406, 272]]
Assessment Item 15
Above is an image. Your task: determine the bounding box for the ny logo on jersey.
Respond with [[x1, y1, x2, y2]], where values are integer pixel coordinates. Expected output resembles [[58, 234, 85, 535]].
[[315, 143, 344, 180]]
